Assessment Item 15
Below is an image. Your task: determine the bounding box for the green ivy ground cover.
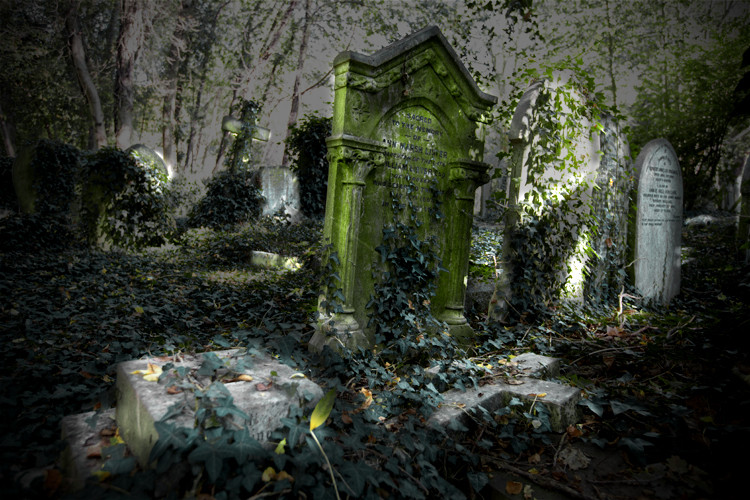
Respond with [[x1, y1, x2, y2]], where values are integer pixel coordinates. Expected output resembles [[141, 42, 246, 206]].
[[0, 212, 748, 499]]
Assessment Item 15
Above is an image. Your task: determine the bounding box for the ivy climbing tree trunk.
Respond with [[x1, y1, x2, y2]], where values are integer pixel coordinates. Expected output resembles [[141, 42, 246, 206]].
[[66, 0, 107, 150], [281, 0, 311, 168], [114, 0, 144, 149]]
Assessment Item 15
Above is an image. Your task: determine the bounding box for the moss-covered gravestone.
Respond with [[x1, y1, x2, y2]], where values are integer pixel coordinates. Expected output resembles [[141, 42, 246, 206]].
[[310, 26, 496, 351]]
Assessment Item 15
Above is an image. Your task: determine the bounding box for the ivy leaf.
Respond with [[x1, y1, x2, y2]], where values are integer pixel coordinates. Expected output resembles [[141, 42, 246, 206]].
[[232, 427, 264, 462], [188, 439, 230, 483], [310, 389, 336, 431], [197, 351, 224, 376], [468, 471, 489, 492]]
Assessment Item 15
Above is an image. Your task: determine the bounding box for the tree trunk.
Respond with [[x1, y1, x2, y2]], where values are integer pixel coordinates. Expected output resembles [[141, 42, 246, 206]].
[[0, 100, 15, 157], [66, 0, 107, 149], [114, 0, 144, 149], [604, 0, 618, 107], [240, 0, 299, 101], [281, 0, 311, 168]]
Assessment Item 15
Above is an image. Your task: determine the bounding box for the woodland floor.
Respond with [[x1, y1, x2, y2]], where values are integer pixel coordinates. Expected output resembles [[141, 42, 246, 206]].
[[0, 211, 748, 499]]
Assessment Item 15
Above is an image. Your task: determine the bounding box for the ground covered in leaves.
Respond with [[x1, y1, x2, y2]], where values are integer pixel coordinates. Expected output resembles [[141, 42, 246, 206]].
[[0, 211, 748, 499]]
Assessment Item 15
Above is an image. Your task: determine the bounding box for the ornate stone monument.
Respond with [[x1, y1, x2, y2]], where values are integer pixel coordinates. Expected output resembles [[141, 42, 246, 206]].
[[629, 138, 683, 304], [310, 26, 496, 351]]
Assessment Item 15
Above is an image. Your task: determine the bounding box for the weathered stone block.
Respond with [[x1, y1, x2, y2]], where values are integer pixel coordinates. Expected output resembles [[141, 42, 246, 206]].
[[115, 349, 322, 467]]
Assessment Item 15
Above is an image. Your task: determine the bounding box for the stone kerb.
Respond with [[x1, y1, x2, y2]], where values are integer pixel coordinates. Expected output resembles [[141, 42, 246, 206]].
[[310, 26, 496, 351], [629, 138, 683, 304]]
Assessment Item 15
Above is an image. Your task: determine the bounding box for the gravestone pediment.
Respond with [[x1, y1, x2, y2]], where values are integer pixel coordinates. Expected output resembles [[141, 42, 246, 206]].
[[311, 26, 496, 351]]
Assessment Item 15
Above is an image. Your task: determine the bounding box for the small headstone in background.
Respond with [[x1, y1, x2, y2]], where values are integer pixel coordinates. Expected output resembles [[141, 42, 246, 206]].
[[125, 143, 169, 179], [629, 138, 683, 304], [259, 166, 301, 221]]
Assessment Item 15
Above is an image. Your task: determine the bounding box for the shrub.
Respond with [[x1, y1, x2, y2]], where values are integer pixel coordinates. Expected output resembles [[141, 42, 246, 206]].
[[80, 147, 173, 249], [188, 167, 265, 230], [285, 113, 332, 217]]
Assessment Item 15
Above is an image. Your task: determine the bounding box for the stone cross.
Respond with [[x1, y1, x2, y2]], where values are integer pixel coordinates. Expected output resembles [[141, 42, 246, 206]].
[[310, 26, 496, 351]]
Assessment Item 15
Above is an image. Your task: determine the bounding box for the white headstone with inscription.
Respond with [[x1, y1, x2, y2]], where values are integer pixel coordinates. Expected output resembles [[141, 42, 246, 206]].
[[630, 139, 683, 304]]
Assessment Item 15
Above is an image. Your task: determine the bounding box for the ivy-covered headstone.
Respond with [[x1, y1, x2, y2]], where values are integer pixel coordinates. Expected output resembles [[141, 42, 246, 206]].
[[628, 138, 683, 305], [310, 26, 496, 351], [490, 74, 631, 321]]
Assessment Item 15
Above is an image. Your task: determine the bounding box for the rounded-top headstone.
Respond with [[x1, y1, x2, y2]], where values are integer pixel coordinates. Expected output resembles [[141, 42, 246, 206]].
[[631, 138, 683, 304], [125, 144, 168, 179]]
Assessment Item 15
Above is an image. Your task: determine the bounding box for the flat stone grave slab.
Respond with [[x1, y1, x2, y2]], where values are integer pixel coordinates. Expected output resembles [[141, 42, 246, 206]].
[[60, 408, 117, 491], [116, 349, 323, 466], [429, 352, 580, 433]]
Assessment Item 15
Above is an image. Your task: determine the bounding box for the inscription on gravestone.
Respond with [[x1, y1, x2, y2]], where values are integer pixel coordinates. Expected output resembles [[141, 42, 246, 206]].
[[629, 138, 683, 304], [310, 26, 496, 351]]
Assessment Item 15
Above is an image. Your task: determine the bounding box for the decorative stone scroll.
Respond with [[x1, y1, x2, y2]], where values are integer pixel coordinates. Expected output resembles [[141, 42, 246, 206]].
[[629, 138, 683, 305], [310, 26, 496, 351]]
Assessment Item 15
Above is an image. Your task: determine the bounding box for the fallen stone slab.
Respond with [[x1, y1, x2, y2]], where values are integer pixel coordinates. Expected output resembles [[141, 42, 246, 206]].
[[59, 408, 117, 491], [116, 349, 323, 467], [249, 250, 301, 271], [428, 353, 579, 433]]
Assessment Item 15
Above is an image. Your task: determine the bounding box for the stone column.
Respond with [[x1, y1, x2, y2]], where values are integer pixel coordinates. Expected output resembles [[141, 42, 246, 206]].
[[436, 161, 489, 341], [310, 135, 384, 352]]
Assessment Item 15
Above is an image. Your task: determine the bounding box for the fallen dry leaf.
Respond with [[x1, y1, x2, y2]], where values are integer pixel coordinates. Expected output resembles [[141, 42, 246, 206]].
[[528, 452, 541, 464], [166, 385, 182, 394], [506, 379, 525, 385], [255, 381, 273, 391], [602, 354, 615, 368], [86, 446, 101, 459], [506, 480, 523, 494], [131, 362, 162, 382], [566, 424, 583, 438], [341, 412, 353, 425]]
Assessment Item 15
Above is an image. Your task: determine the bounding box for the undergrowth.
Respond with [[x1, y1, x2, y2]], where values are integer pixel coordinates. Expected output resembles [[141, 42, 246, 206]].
[[1, 212, 748, 499]]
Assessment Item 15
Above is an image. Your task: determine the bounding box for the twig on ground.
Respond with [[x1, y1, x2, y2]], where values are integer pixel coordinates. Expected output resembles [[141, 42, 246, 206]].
[[487, 459, 594, 500]]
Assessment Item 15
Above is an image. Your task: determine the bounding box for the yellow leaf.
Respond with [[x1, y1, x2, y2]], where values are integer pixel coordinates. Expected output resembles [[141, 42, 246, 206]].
[[134, 305, 144, 314], [132, 362, 162, 382], [236, 374, 253, 382], [92, 470, 110, 481], [275, 471, 294, 482], [262, 467, 276, 482], [275, 438, 286, 455], [310, 389, 336, 431], [290, 372, 306, 379]]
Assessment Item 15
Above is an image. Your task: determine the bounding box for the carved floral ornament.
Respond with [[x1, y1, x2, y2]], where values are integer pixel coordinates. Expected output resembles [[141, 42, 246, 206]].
[[330, 144, 386, 186]]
